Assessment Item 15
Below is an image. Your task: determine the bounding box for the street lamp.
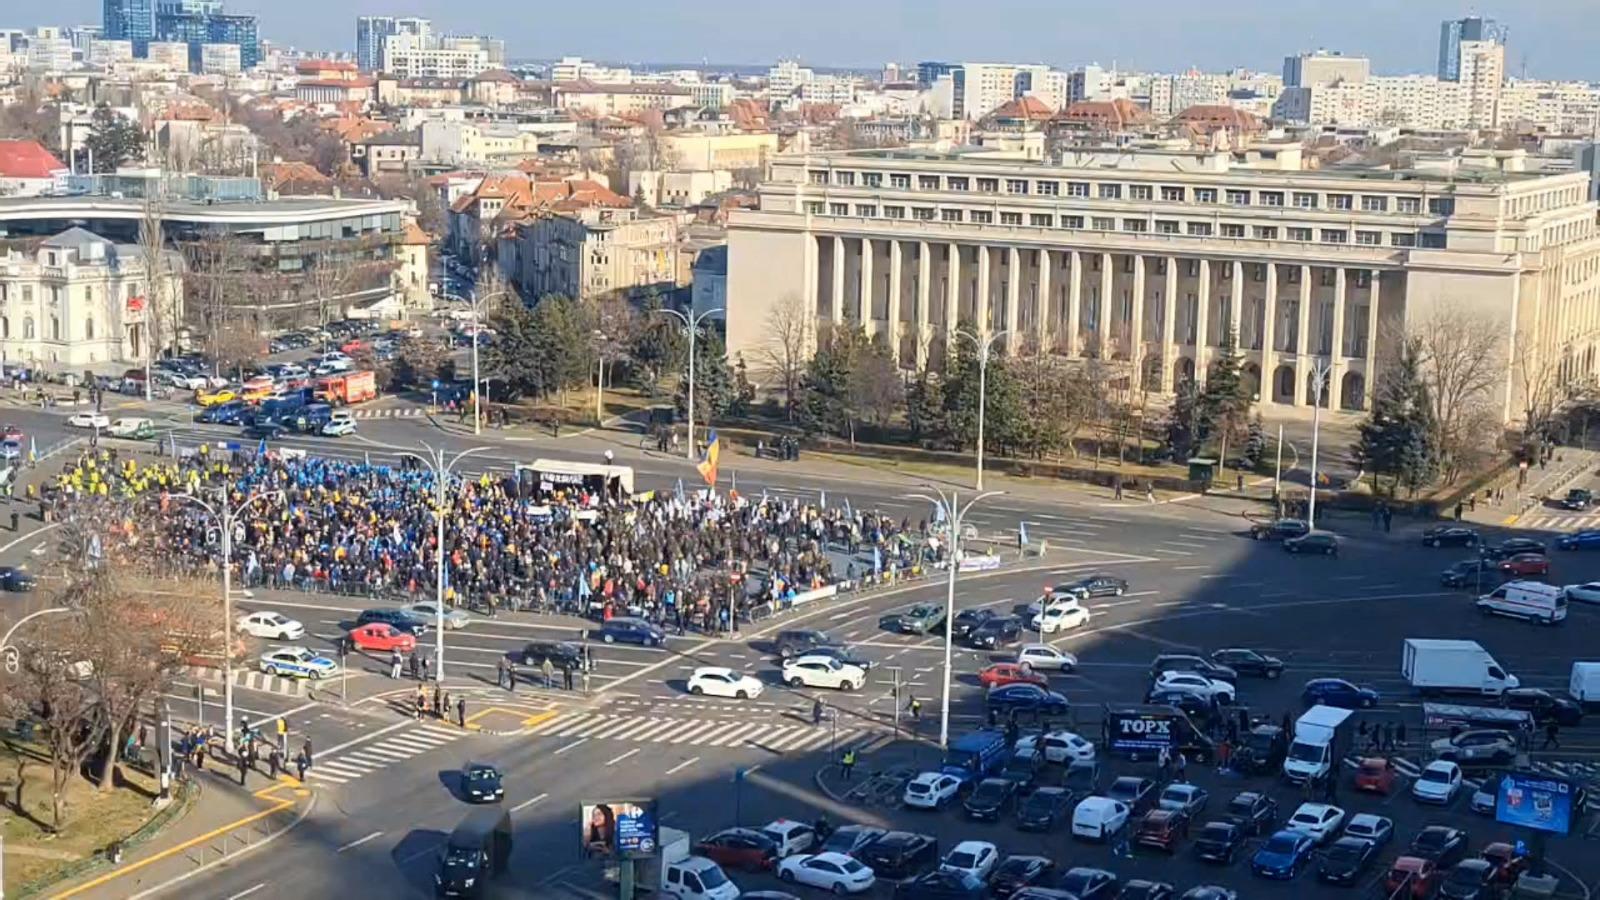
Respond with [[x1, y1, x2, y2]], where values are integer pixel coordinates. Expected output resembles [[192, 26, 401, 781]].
[[442, 290, 506, 436], [913, 486, 1005, 749], [1306, 360, 1334, 529], [653, 307, 723, 461], [399, 442, 494, 682], [955, 328, 1010, 491]]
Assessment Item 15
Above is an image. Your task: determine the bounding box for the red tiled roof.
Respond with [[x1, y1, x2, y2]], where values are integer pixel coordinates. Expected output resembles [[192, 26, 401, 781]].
[[990, 95, 1055, 120], [1056, 98, 1149, 129], [1173, 104, 1262, 133], [297, 60, 356, 74], [401, 221, 433, 246], [0, 141, 66, 179], [260, 161, 334, 194]]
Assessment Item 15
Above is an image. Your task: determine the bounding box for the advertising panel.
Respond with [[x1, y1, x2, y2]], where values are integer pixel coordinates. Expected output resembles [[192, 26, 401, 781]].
[[1496, 771, 1575, 835], [1107, 708, 1177, 753], [580, 799, 660, 858]]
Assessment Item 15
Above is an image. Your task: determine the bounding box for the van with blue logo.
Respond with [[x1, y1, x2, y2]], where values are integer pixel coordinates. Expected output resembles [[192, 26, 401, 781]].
[[940, 730, 1009, 785]]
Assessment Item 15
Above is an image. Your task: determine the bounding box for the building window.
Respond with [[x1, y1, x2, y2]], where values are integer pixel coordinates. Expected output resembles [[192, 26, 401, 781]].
[[1029, 213, 1053, 227], [1194, 188, 1217, 204], [1186, 259, 1201, 276], [940, 208, 963, 222], [1260, 191, 1284, 207], [1226, 189, 1251, 206], [1428, 198, 1455, 216], [890, 173, 911, 189], [862, 173, 882, 187], [829, 203, 849, 216], [835, 171, 855, 186], [855, 204, 877, 217], [1397, 196, 1421, 214], [1321, 229, 1348, 243], [1220, 262, 1233, 279], [1156, 220, 1180, 234], [1287, 227, 1312, 241], [1320, 268, 1337, 287], [1391, 232, 1417, 247], [23, 317, 33, 339], [1329, 193, 1353, 211], [912, 207, 935, 220], [1005, 179, 1029, 195], [970, 210, 993, 224], [976, 178, 999, 193], [1187, 222, 1213, 236], [1293, 192, 1318, 209], [85, 317, 94, 339], [1355, 271, 1372, 288], [1221, 223, 1245, 238], [1062, 215, 1084, 229], [1160, 186, 1185, 202], [947, 176, 969, 191], [918, 175, 941, 190], [1421, 232, 1447, 249], [1098, 183, 1122, 200], [20, 286, 31, 303], [1355, 230, 1382, 245], [808, 170, 828, 185], [1067, 182, 1090, 198], [1254, 225, 1278, 239], [1287, 266, 1301, 283], [1123, 219, 1148, 232], [1092, 216, 1116, 231], [1091, 254, 1102, 271], [999, 212, 1023, 225], [1036, 181, 1059, 196], [1252, 264, 1267, 282], [804, 201, 824, 214], [1130, 184, 1153, 201], [884, 205, 906, 219], [50, 316, 60, 341], [1360, 195, 1388, 212]]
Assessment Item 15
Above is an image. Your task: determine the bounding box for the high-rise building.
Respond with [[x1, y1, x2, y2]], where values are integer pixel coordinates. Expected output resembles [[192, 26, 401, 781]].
[[1282, 49, 1369, 88], [917, 60, 956, 87], [1439, 15, 1508, 81], [355, 15, 429, 72], [1458, 39, 1505, 128], [154, 0, 256, 71], [103, 0, 154, 55]]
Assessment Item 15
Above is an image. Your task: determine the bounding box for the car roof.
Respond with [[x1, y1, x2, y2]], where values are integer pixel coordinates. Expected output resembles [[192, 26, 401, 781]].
[[950, 839, 994, 852], [1294, 803, 1335, 815]]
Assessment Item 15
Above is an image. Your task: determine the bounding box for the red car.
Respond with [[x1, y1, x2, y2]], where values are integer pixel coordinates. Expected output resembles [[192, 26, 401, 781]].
[[979, 663, 1048, 688], [1354, 757, 1397, 794], [1, 424, 21, 441], [1499, 553, 1549, 576], [341, 338, 367, 354], [1134, 809, 1189, 852], [693, 828, 778, 872], [1480, 842, 1528, 886], [348, 622, 416, 652], [1384, 856, 1439, 899]]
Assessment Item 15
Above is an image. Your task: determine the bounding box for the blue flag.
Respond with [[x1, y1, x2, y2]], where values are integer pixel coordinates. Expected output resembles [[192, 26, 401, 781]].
[[675, 478, 685, 503], [1020, 521, 1030, 545], [256, 436, 268, 456], [844, 496, 852, 519], [873, 545, 882, 575]]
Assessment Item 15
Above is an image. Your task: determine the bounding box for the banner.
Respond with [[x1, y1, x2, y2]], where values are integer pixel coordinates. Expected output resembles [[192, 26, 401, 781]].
[[580, 799, 660, 858], [788, 584, 839, 609], [958, 554, 1002, 572]]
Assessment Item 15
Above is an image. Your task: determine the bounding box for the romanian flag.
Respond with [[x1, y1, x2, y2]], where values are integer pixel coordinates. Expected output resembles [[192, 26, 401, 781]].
[[696, 429, 721, 487]]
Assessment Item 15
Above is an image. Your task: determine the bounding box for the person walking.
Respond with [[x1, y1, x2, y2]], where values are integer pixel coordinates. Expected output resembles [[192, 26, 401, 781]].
[[1543, 721, 1560, 750], [294, 748, 309, 782], [420, 656, 431, 682], [1175, 750, 1188, 782], [414, 686, 426, 720], [562, 665, 574, 691], [268, 746, 282, 779], [1157, 746, 1171, 783], [457, 696, 467, 729], [277, 718, 289, 757], [1217, 739, 1232, 772], [390, 650, 402, 680], [812, 698, 824, 727], [907, 694, 922, 722], [236, 749, 249, 786], [541, 658, 555, 689]]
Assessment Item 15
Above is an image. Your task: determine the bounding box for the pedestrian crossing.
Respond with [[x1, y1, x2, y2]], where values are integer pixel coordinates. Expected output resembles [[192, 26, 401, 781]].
[[1517, 513, 1597, 531], [305, 724, 464, 785], [525, 711, 886, 754], [348, 407, 425, 420], [1342, 754, 1423, 778]]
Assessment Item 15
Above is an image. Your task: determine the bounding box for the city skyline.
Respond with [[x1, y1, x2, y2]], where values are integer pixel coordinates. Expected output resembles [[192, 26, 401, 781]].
[[20, 0, 1600, 81]]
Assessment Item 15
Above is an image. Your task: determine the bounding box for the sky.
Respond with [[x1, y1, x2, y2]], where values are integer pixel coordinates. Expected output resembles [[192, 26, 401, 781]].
[[29, 0, 1600, 81]]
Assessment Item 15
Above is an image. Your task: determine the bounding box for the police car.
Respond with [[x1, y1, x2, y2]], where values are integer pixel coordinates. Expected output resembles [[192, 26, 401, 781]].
[[258, 646, 339, 679]]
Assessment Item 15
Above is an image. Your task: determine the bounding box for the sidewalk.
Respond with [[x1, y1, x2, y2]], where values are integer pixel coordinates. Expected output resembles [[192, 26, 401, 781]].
[[1458, 449, 1599, 528]]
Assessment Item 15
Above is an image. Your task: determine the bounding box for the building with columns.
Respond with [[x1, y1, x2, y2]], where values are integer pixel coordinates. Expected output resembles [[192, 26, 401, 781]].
[[726, 145, 1600, 425]]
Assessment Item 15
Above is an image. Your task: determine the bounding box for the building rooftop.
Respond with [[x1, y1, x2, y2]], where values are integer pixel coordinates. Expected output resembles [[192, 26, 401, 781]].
[[0, 140, 67, 179]]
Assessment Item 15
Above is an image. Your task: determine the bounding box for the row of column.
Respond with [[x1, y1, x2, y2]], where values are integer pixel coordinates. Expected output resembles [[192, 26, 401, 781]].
[[810, 235, 1387, 411]]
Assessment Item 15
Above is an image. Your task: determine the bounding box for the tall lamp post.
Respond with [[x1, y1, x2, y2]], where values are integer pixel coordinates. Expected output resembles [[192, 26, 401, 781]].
[[442, 290, 506, 436], [653, 307, 722, 461], [914, 486, 1005, 749], [400, 443, 493, 682], [1306, 360, 1334, 529], [955, 328, 1010, 491]]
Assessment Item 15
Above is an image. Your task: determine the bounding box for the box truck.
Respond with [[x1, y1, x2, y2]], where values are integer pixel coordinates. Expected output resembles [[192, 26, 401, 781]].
[[1571, 662, 1600, 707], [1401, 638, 1519, 697], [1283, 705, 1353, 784], [316, 370, 378, 406]]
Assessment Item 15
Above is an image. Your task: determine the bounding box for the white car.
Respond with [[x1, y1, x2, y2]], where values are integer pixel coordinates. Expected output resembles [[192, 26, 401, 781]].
[[1564, 582, 1600, 604], [1017, 643, 1078, 673], [0, 440, 21, 461], [400, 601, 469, 630], [940, 841, 999, 881], [782, 657, 865, 691], [67, 412, 110, 429], [322, 414, 357, 437], [904, 771, 962, 809], [238, 611, 306, 640], [258, 646, 338, 679], [759, 819, 816, 858], [1014, 730, 1096, 763], [1412, 760, 1463, 804], [777, 852, 875, 894], [1031, 600, 1090, 634], [1071, 796, 1130, 840], [1286, 802, 1346, 844], [687, 666, 764, 700], [164, 372, 209, 390], [1152, 671, 1235, 704], [107, 417, 154, 437]]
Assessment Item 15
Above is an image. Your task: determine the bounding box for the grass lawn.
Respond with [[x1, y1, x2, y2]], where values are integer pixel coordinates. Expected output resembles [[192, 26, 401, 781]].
[[0, 740, 163, 891]]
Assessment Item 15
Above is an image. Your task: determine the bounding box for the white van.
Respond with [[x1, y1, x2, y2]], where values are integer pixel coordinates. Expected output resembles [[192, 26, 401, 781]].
[[1070, 796, 1129, 841], [1476, 580, 1567, 624], [1571, 662, 1600, 707], [661, 856, 739, 900]]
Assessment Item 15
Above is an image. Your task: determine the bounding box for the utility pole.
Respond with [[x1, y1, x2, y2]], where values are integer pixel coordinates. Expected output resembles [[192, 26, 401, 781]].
[[401, 443, 492, 682], [956, 328, 1010, 491], [1307, 360, 1333, 529], [879, 665, 905, 739], [653, 307, 722, 460], [914, 487, 1004, 749]]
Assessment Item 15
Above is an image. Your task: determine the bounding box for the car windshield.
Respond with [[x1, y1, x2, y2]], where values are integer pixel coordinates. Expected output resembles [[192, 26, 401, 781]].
[[908, 782, 930, 794], [973, 782, 1006, 801], [1201, 823, 1233, 841], [1446, 868, 1482, 886], [1416, 833, 1447, 851], [466, 768, 495, 782], [1290, 813, 1320, 826], [1421, 769, 1450, 784], [839, 859, 865, 873], [947, 851, 977, 868], [1246, 732, 1278, 753], [1348, 821, 1378, 836], [1265, 834, 1301, 853], [1023, 792, 1058, 812], [698, 866, 729, 888], [1162, 788, 1189, 803], [1226, 797, 1257, 816], [1288, 741, 1324, 763], [1109, 781, 1141, 799], [1327, 843, 1364, 862]]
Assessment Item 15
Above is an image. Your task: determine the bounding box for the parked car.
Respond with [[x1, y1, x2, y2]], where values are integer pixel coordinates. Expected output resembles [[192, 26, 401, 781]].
[[1224, 791, 1278, 835], [1016, 787, 1074, 832], [819, 825, 884, 859], [1251, 829, 1316, 879], [1209, 648, 1284, 679], [1342, 813, 1394, 847], [695, 829, 780, 872], [1158, 783, 1209, 817], [1106, 776, 1158, 814], [1013, 730, 1095, 764], [1193, 820, 1246, 864], [962, 778, 1018, 821], [1412, 760, 1464, 804], [1385, 856, 1441, 899], [1285, 803, 1346, 844], [1408, 826, 1468, 865], [1317, 836, 1378, 885], [1437, 859, 1498, 900], [856, 832, 938, 880], [1135, 809, 1190, 852], [904, 772, 962, 810], [1354, 758, 1398, 794], [989, 855, 1055, 899]]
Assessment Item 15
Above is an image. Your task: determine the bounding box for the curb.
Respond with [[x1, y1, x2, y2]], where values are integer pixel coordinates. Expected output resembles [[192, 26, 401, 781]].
[[813, 765, 846, 804], [15, 778, 200, 899]]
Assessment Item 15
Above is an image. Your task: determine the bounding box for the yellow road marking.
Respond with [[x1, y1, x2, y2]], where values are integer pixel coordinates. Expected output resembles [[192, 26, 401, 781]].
[[522, 709, 560, 727]]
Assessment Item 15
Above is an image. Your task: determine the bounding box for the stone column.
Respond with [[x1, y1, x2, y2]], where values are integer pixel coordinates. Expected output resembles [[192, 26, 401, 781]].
[[915, 240, 931, 369], [1130, 254, 1147, 389], [1066, 250, 1082, 355], [1331, 267, 1348, 407], [945, 243, 960, 351], [1364, 269, 1382, 408], [859, 238, 875, 331], [1195, 258, 1212, 373], [886, 240, 903, 362], [976, 245, 992, 334], [1099, 252, 1113, 348], [1229, 260, 1244, 344], [803, 233, 819, 319], [1036, 250, 1052, 350], [830, 235, 846, 325], [1261, 262, 1279, 404], [1004, 246, 1021, 352], [1162, 256, 1178, 392], [1296, 265, 1312, 406]]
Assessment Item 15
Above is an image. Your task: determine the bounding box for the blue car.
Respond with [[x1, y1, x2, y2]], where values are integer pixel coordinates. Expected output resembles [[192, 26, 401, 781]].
[[986, 683, 1070, 717], [599, 617, 665, 647], [197, 400, 247, 424], [1301, 677, 1378, 709], [1557, 530, 1600, 550], [1251, 829, 1315, 879]]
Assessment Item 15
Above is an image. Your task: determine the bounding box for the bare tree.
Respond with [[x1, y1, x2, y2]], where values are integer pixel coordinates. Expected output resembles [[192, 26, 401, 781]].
[[1409, 309, 1504, 480], [186, 228, 252, 371], [757, 292, 814, 421], [137, 190, 173, 391], [307, 249, 356, 332], [1014, 340, 1094, 459], [6, 633, 102, 830], [1513, 329, 1566, 444]]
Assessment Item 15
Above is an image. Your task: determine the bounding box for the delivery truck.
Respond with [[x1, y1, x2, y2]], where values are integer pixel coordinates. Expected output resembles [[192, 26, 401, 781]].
[[1401, 638, 1520, 697], [1283, 705, 1353, 784], [316, 370, 378, 406], [1571, 662, 1600, 707]]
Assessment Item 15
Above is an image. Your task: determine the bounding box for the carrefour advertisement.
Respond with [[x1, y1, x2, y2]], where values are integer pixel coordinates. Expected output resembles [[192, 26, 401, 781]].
[[581, 799, 660, 859], [1496, 771, 1575, 835]]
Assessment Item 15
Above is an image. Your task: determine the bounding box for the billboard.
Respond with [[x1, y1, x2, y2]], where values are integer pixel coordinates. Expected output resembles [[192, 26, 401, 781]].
[[1496, 771, 1576, 835], [1107, 708, 1177, 753], [580, 799, 660, 859]]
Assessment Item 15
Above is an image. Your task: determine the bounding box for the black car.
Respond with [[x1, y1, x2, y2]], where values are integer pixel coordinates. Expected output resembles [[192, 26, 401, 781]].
[[1193, 820, 1246, 864], [1055, 574, 1129, 598], [1118, 881, 1175, 900], [1441, 559, 1497, 588], [1145, 690, 1220, 721], [1177, 891, 1236, 900], [520, 640, 582, 670], [1107, 776, 1157, 814], [1149, 654, 1238, 683], [775, 629, 838, 659], [0, 566, 36, 592], [245, 420, 289, 440], [354, 608, 428, 636], [999, 753, 1042, 789], [1017, 787, 1074, 832], [1011, 891, 1078, 900], [963, 777, 1018, 821], [1224, 791, 1278, 836], [1486, 537, 1546, 560], [1249, 518, 1310, 541], [1562, 488, 1595, 511], [1056, 867, 1119, 899], [1232, 727, 1288, 775], [1423, 526, 1481, 547], [1317, 836, 1377, 885], [1438, 858, 1498, 899], [459, 761, 503, 803], [1062, 760, 1100, 797], [968, 616, 1023, 649], [1501, 687, 1583, 725], [986, 684, 1070, 717], [1284, 532, 1339, 556], [990, 855, 1056, 899], [893, 870, 985, 900], [857, 831, 939, 879], [1410, 826, 1468, 865], [820, 824, 884, 858], [950, 608, 998, 640], [1210, 648, 1284, 679]]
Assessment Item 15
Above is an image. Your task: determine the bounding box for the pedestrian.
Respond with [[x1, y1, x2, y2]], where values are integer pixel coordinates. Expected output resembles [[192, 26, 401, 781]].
[[1455, 502, 1464, 521], [408, 650, 419, 679], [1217, 739, 1231, 772], [1111, 820, 1132, 858], [268, 746, 282, 779], [582, 669, 591, 694], [237, 750, 249, 785], [1146, 483, 1155, 504], [277, 718, 289, 757], [542, 658, 555, 688], [812, 699, 824, 727], [1543, 722, 1560, 749], [1113, 476, 1124, 501], [907, 694, 921, 721], [1175, 750, 1188, 782], [562, 665, 574, 691], [457, 696, 467, 729], [390, 650, 402, 680], [840, 748, 856, 781], [194, 739, 206, 771], [302, 737, 314, 768], [1237, 472, 1245, 492], [435, 685, 445, 718], [294, 749, 308, 781], [414, 686, 426, 719], [420, 656, 430, 682], [1395, 722, 1407, 748], [1157, 746, 1171, 782]]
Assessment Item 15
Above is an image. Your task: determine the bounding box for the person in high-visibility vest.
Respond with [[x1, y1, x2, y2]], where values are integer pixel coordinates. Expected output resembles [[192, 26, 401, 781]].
[[276, 718, 288, 756]]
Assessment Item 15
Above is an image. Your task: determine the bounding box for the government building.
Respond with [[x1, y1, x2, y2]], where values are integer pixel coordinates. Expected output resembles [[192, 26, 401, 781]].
[[726, 144, 1600, 422]]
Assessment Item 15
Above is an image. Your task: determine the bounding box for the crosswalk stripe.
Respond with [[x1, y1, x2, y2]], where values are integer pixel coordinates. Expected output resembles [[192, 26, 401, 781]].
[[306, 770, 348, 782], [630, 720, 689, 742], [552, 713, 607, 736], [654, 720, 713, 743], [706, 723, 768, 747], [765, 727, 821, 751], [692, 721, 751, 745], [344, 751, 401, 766], [585, 718, 643, 740], [358, 745, 419, 760], [316, 761, 372, 777], [386, 733, 452, 750], [524, 713, 578, 735], [417, 726, 462, 740]]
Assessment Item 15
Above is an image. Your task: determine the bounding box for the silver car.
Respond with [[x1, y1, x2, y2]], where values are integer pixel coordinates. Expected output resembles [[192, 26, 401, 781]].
[[1429, 729, 1517, 764], [401, 601, 471, 630]]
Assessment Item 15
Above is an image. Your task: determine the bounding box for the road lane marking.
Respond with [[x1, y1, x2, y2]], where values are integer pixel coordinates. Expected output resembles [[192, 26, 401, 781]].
[[226, 885, 267, 900], [511, 792, 548, 812], [1173, 565, 1208, 571], [337, 831, 384, 853], [605, 748, 641, 766], [553, 738, 588, 755], [665, 757, 699, 775], [316, 720, 410, 757]]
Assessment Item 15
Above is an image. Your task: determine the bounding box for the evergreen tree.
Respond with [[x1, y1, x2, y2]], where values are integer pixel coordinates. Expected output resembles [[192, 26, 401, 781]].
[[1199, 327, 1251, 462], [1242, 413, 1267, 469], [904, 368, 946, 447], [1163, 379, 1208, 460], [84, 103, 145, 173], [1352, 338, 1439, 495], [942, 342, 1023, 456], [674, 329, 736, 429]]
